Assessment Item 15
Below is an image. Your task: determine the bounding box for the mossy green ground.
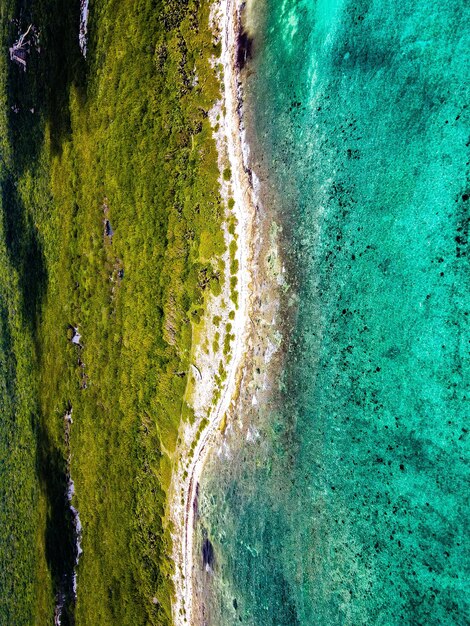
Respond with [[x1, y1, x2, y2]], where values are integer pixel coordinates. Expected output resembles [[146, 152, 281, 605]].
[[0, 0, 224, 624]]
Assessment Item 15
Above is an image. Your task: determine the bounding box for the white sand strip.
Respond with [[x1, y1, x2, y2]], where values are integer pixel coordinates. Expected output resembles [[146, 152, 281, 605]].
[[170, 0, 256, 624]]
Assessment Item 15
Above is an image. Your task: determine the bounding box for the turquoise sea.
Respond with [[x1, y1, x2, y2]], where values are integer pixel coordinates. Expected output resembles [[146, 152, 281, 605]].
[[195, 1, 469, 624]]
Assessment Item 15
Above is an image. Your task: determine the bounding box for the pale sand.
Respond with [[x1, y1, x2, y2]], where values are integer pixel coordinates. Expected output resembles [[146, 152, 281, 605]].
[[168, 1, 256, 624]]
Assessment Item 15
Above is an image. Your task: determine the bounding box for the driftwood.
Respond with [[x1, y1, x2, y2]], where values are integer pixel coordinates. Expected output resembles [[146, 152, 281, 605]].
[[191, 363, 202, 381], [9, 24, 33, 70]]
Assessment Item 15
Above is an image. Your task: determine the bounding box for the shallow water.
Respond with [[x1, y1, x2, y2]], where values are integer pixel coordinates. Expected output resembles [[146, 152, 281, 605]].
[[195, 1, 469, 624]]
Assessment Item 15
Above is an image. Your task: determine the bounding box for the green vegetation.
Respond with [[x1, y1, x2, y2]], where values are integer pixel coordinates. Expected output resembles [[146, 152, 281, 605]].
[[0, 0, 225, 624], [212, 330, 220, 353], [228, 239, 239, 306], [229, 239, 238, 258], [230, 277, 239, 308], [223, 323, 234, 356]]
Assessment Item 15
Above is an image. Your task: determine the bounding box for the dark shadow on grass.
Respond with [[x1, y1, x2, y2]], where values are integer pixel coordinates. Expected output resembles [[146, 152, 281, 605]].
[[0, 300, 18, 436], [6, 0, 87, 164], [34, 415, 77, 626], [2, 0, 88, 330], [1, 176, 47, 332]]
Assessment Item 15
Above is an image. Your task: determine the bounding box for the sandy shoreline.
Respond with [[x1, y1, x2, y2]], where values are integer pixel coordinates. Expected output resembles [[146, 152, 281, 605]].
[[168, 1, 257, 624]]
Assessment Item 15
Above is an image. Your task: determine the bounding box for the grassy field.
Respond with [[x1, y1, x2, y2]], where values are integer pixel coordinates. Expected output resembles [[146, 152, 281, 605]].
[[0, 0, 224, 623]]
